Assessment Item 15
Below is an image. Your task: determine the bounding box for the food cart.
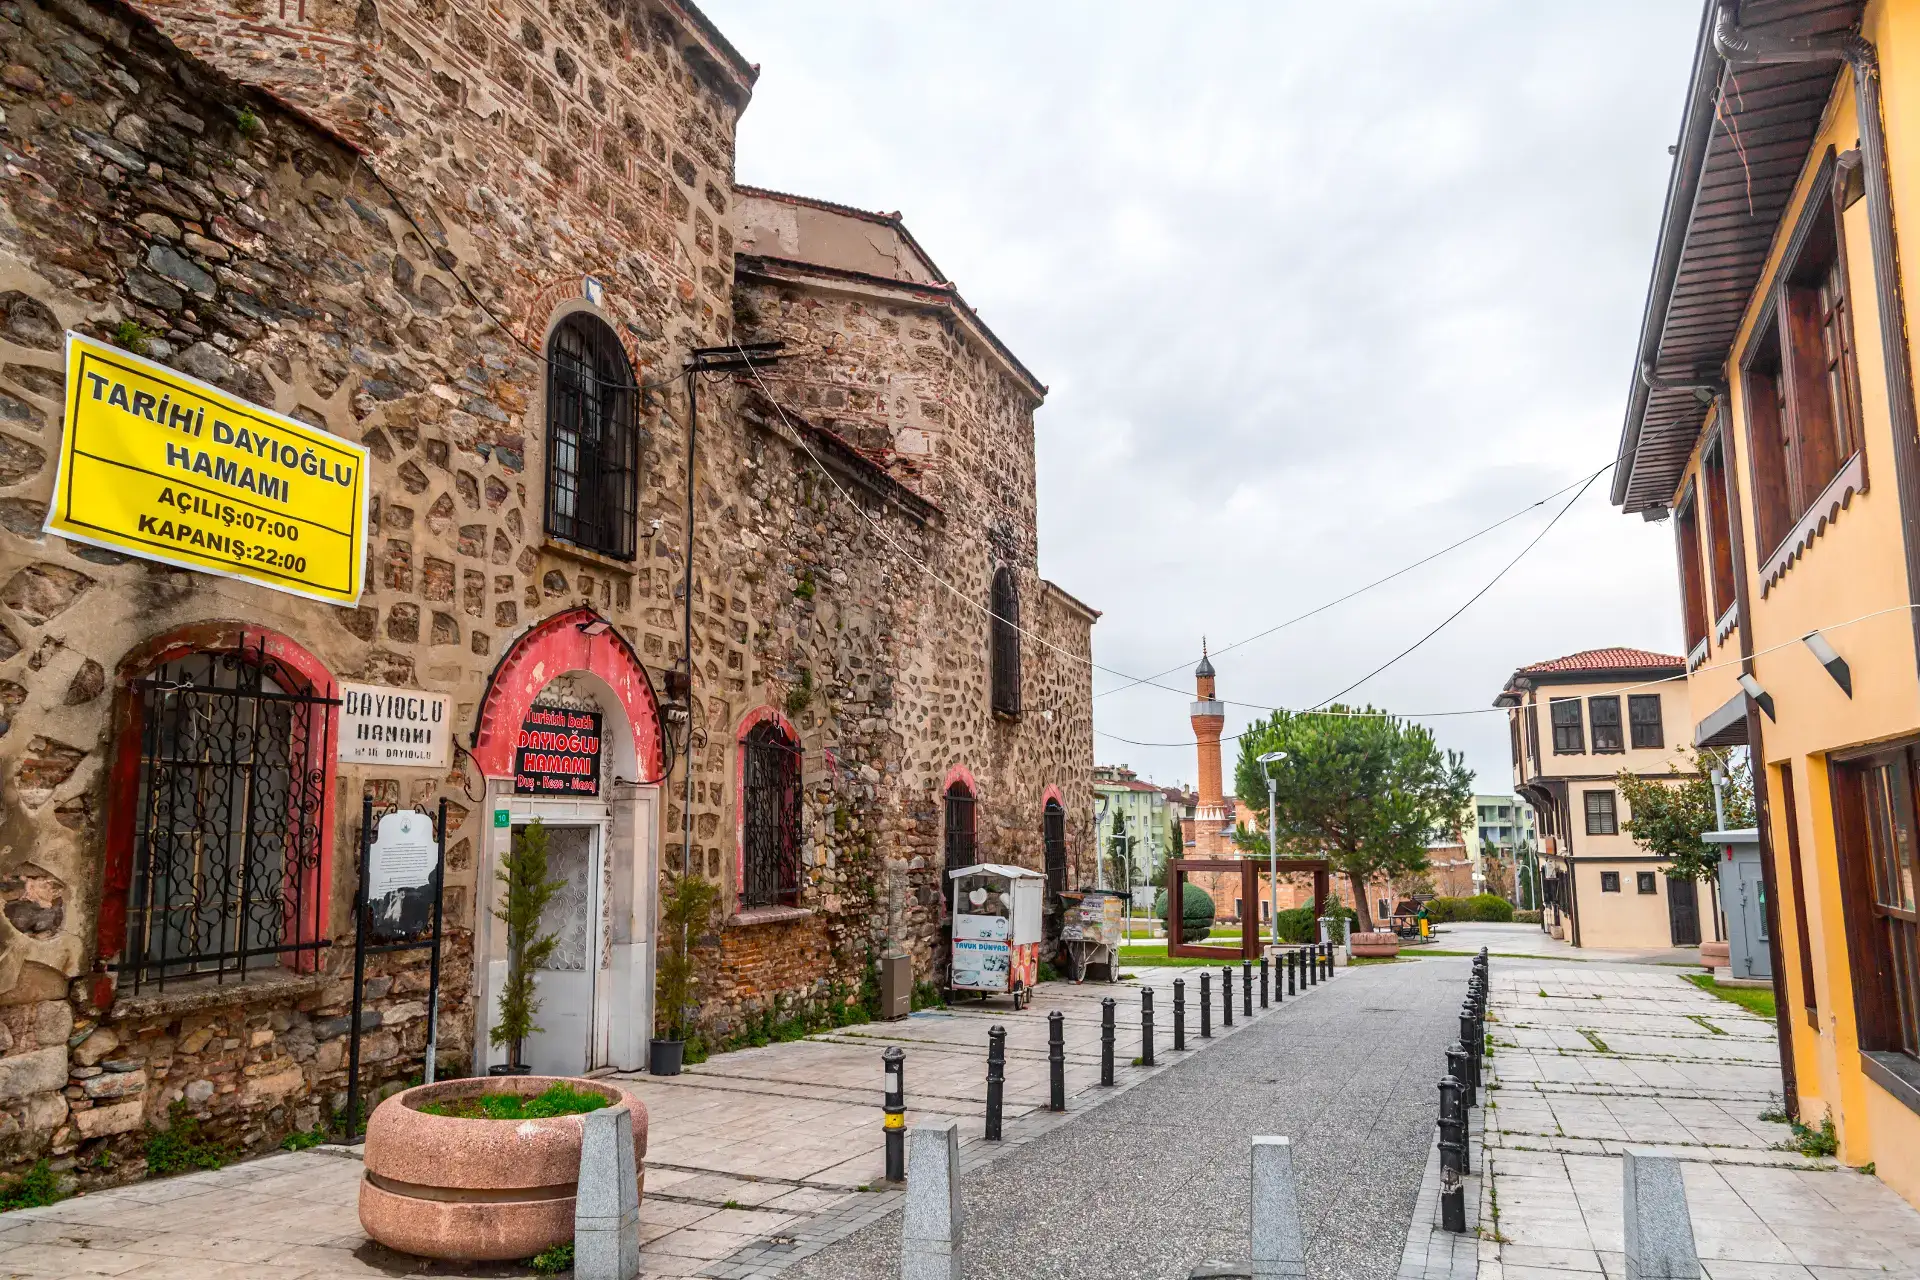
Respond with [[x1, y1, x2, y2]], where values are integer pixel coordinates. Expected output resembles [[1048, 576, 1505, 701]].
[[948, 864, 1044, 1008], [1057, 888, 1126, 983]]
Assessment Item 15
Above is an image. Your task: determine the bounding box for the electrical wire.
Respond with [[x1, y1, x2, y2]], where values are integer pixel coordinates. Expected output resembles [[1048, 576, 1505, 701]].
[[1308, 464, 1608, 708], [1093, 457, 1622, 701]]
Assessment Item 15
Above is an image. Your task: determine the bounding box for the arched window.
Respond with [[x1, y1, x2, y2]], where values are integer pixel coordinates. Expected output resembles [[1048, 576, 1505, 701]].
[[990, 566, 1020, 717], [944, 780, 977, 882], [123, 640, 331, 990], [1043, 798, 1067, 904], [741, 720, 801, 908], [545, 312, 640, 560]]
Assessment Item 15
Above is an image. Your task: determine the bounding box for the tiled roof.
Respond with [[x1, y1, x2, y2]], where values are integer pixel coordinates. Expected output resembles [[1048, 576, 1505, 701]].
[[1517, 647, 1685, 675]]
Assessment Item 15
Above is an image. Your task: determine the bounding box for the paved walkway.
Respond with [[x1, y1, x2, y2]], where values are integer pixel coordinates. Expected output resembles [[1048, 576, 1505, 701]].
[[1478, 961, 1920, 1279], [778, 955, 1472, 1280], [0, 954, 1344, 1278]]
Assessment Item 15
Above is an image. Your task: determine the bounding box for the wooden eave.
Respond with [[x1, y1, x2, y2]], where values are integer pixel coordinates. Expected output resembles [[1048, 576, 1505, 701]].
[[1613, 0, 1865, 515]]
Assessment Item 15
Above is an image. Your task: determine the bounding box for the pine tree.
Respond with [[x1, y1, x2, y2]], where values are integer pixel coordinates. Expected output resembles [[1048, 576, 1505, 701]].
[[491, 820, 563, 1068]]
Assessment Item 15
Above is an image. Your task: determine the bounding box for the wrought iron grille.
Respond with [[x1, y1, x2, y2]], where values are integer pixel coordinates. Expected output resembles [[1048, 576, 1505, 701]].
[[123, 641, 334, 992], [1043, 799, 1067, 904], [545, 313, 640, 561], [944, 784, 977, 885], [742, 722, 802, 908], [990, 567, 1021, 717]]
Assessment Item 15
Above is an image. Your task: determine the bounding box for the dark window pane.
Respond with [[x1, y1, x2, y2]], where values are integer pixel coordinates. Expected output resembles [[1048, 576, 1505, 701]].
[[1637, 872, 1657, 895], [742, 720, 802, 908], [1551, 698, 1584, 754], [990, 567, 1020, 717], [1601, 872, 1621, 893], [1590, 697, 1623, 752], [1584, 790, 1617, 836], [544, 315, 639, 560], [1629, 695, 1664, 749]]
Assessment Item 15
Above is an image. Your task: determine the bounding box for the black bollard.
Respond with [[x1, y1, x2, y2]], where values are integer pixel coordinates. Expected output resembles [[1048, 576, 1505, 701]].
[[1199, 972, 1213, 1039], [985, 1025, 1007, 1141], [1260, 956, 1270, 1008], [1308, 947, 1318, 987], [1100, 997, 1116, 1086], [883, 1046, 905, 1182], [1462, 1001, 1483, 1088], [1173, 977, 1186, 1050], [1221, 966, 1234, 1027], [1438, 1074, 1467, 1233], [1048, 1011, 1065, 1112], [1141, 987, 1155, 1067], [1455, 1015, 1478, 1107], [1287, 949, 1297, 995], [1242, 960, 1253, 1017], [1447, 1042, 1475, 1132], [1324, 941, 1333, 978]]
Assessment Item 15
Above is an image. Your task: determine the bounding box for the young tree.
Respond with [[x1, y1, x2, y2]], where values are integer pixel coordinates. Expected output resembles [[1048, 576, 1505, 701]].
[[1616, 748, 1755, 882], [1232, 706, 1475, 932], [492, 820, 564, 1069]]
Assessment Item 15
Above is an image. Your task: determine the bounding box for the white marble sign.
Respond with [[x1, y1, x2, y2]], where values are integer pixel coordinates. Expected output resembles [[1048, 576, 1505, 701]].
[[338, 682, 451, 768]]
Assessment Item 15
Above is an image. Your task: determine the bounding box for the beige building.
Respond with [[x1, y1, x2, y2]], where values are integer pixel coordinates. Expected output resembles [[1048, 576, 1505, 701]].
[[1496, 649, 1708, 950]]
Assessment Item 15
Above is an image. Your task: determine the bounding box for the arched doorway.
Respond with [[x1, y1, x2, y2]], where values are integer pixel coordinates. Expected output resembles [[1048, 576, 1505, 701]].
[[470, 607, 665, 1073]]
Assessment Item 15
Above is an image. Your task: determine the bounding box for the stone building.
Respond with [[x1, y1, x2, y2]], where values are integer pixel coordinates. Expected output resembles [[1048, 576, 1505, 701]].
[[0, 0, 1094, 1187]]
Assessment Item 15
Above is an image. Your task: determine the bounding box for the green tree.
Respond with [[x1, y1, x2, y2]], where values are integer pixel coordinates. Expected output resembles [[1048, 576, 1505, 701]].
[[1231, 706, 1475, 932], [656, 866, 720, 1042], [492, 820, 564, 1068], [1616, 748, 1755, 883]]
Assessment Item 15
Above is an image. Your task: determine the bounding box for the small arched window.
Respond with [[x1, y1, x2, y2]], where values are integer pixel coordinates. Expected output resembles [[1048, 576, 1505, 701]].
[[944, 780, 977, 882], [545, 312, 640, 560], [1043, 798, 1067, 905], [990, 566, 1020, 717], [741, 719, 802, 908]]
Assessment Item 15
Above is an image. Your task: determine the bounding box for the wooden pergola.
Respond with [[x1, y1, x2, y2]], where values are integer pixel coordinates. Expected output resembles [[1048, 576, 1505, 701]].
[[1166, 857, 1331, 959]]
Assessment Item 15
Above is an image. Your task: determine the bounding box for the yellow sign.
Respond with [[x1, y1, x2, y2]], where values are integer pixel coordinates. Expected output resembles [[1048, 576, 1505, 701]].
[[47, 332, 368, 606]]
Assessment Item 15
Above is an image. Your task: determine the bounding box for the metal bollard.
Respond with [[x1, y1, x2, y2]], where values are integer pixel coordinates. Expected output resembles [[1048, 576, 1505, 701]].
[[1242, 959, 1253, 1017], [1287, 949, 1297, 995], [1141, 986, 1156, 1066], [1200, 972, 1213, 1038], [984, 1025, 1006, 1141], [1307, 947, 1318, 987], [1324, 941, 1333, 977], [1260, 955, 1270, 1008], [1047, 1011, 1065, 1112], [1221, 966, 1234, 1026], [883, 1047, 906, 1182], [1100, 997, 1116, 1086], [1461, 1003, 1482, 1091], [1445, 1044, 1474, 1166], [1438, 1075, 1467, 1234], [1173, 977, 1187, 1050]]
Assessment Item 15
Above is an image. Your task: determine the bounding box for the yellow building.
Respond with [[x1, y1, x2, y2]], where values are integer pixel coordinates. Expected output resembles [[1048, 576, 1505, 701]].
[[1495, 651, 1704, 950], [1613, 0, 1920, 1211]]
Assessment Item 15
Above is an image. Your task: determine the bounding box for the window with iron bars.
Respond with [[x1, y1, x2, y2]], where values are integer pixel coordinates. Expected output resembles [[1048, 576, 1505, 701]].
[[990, 567, 1020, 718], [545, 313, 640, 560], [1043, 798, 1067, 906], [123, 642, 334, 992], [741, 720, 802, 909]]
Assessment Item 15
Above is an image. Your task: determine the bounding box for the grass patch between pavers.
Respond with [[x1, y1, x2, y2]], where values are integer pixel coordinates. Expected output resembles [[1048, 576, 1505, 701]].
[[1116, 948, 1256, 968], [1684, 973, 1776, 1020]]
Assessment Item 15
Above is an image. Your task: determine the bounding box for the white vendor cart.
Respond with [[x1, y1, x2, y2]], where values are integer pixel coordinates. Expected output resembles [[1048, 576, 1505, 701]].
[[948, 864, 1045, 1009]]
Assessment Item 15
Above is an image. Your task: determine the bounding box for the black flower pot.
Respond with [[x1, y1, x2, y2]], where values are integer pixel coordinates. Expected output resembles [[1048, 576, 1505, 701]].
[[487, 1063, 533, 1077], [649, 1039, 684, 1077]]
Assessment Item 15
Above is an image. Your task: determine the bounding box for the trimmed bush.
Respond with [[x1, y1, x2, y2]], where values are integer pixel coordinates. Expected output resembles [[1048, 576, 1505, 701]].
[[1514, 909, 1542, 924], [1424, 894, 1515, 924], [1272, 901, 1357, 944], [1153, 883, 1216, 941]]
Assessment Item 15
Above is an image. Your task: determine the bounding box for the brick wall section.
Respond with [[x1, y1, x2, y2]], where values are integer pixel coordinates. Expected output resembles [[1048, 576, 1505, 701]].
[[0, 0, 1094, 1189]]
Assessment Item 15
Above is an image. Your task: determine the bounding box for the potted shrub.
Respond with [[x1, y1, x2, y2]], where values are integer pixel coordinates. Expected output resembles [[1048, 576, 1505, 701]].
[[651, 868, 718, 1076], [359, 1075, 647, 1261], [491, 819, 562, 1075]]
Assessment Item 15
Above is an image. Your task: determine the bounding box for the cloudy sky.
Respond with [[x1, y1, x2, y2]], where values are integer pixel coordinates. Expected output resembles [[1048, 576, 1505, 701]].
[[705, 0, 1706, 794]]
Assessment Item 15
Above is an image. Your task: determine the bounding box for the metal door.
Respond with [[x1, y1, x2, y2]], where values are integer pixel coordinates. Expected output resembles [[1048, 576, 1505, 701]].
[[1667, 874, 1702, 947], [1735, 854, 1773, 978], [520, 823, 602, 1076]]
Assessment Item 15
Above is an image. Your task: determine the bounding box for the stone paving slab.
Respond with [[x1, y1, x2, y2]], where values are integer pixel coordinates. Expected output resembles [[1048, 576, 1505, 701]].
[[1478, 961, 1920, 1280]]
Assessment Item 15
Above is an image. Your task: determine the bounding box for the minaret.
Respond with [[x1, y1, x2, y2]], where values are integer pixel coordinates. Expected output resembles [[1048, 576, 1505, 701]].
[[1190, 641, 1229, 853]]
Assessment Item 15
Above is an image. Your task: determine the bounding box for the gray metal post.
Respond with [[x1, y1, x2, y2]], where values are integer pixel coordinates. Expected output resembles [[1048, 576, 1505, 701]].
[[1621, 1150, 1701, 1280], [901, 1121, 963, 1280], [574, 1104, 641, 1280], [1250, 1136, 1306, 1278]]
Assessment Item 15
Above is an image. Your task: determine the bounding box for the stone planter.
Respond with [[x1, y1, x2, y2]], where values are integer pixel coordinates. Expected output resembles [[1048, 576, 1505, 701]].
[[1700, 940, 1730, 970], [1350, 932, 1401, 958], [359, 1075, 647, 1262]]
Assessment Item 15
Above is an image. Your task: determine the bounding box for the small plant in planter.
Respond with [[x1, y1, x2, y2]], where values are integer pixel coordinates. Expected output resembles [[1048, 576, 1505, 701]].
[[491, 819, 563, 1074], [652, 867, 719, 1075]]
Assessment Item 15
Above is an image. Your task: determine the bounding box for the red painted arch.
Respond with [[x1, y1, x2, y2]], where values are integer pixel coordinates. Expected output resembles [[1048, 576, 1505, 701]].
[[98, 621, 341, 1000], [471, 607, 665, 781], [1040, 784, 1065, 811], [941, 763, 978, 797]]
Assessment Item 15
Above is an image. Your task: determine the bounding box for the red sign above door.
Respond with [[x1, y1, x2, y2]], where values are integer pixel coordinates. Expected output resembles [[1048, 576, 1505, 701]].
[[514, 707, 602, 796]]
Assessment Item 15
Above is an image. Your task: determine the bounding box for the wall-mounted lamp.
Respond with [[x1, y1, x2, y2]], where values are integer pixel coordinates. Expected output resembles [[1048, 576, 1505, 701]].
[[576, 617, 612, 637], [1737, 672, 1776, 721], [1802, 631, 1854, 697]]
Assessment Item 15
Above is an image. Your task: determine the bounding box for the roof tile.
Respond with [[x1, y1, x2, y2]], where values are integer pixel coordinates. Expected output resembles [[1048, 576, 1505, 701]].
[[1517, 647, 1685, 675]]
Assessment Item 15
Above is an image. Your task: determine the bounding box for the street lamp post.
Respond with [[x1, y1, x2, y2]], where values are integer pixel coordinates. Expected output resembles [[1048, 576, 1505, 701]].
[[1257, 751, 1288, 949]]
